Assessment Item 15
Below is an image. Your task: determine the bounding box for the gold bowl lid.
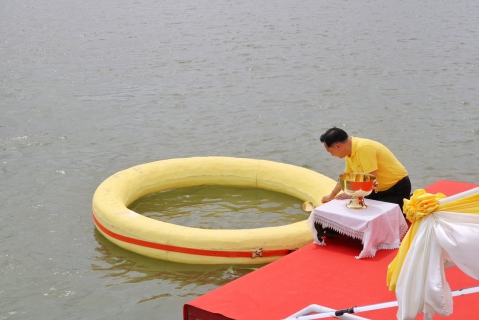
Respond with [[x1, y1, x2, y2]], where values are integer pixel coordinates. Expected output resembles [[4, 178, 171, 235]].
[[302, 201, 315, 212]]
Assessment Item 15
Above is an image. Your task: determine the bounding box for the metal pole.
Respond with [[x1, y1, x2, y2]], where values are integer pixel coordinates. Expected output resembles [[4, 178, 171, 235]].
[[284, 286, 479, 320]]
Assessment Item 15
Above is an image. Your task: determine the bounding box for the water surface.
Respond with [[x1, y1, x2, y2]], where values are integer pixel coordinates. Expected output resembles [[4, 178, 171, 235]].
[[1, 0, 478, 318], [129, 186, 306, 229]]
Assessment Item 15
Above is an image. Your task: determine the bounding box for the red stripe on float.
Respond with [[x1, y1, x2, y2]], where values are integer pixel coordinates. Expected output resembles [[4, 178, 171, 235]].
[[92, 211, 294, 258]]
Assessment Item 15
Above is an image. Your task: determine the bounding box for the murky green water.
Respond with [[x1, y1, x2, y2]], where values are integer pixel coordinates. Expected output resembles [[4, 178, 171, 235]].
[[129, 186, 306, 229]]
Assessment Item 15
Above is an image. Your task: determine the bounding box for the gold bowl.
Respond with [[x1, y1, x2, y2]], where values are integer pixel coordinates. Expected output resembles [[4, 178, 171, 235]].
[[338, 173, 377, 209]]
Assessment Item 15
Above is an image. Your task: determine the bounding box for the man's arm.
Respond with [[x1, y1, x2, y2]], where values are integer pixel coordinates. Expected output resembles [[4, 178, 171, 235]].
[[322, 182, 345, 203]]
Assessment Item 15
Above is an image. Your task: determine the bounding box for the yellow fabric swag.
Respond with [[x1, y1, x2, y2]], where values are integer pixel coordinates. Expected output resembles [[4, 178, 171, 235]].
[[387, 188, 479, 291]]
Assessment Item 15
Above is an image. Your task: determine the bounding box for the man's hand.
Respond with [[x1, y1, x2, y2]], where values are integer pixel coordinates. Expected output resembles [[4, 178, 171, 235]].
[[321, 194, 335, 203], [335, 193, 352, 200], [322, 193, 351, 203]]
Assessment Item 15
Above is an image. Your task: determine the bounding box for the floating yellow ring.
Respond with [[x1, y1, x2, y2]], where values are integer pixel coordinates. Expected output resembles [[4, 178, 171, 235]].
[[92, 157, 335, 264]]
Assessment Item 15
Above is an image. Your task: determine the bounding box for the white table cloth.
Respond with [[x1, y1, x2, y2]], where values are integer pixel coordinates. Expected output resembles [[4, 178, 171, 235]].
[[307, 199, 409, 259]]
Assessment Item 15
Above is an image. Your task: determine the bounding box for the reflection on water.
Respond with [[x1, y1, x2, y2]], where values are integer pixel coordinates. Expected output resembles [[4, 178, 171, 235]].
[[92, 229, 262, 299], [128, 185, 308, 229]]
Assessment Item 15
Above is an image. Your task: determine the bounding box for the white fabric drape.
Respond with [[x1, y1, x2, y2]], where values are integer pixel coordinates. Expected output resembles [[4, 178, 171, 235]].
[[395, 211, 479, 319], [308, 199, 408, 259]]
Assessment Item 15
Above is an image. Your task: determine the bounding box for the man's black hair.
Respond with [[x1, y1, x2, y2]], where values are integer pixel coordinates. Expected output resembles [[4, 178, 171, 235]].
[[320, 127, 349, 147]]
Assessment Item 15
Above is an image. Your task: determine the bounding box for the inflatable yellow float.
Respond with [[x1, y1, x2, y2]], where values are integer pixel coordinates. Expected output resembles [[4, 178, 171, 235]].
[[92, 157, 335, 264]]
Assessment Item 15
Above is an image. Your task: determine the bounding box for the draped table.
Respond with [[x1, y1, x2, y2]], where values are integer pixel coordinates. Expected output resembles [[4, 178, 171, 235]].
[[307, 199, 409, 259]]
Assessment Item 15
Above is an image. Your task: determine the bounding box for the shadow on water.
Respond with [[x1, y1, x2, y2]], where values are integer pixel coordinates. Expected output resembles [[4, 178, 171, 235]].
[[91, 229, 264, 294]]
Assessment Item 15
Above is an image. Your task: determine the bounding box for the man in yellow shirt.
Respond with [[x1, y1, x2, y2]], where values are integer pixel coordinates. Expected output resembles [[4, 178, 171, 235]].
[[320, 127, 411, 210]]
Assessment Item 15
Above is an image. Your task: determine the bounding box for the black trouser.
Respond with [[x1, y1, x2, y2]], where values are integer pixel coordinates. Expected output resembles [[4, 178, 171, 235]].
[[365, 176, 411, 212]]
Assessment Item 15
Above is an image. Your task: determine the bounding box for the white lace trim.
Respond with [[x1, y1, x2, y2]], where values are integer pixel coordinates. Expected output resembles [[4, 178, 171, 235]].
[[312, 215, 364, 240], [311, 215, 407, 259], [399, 222, 409, 240], [356, 241, 402, 259]]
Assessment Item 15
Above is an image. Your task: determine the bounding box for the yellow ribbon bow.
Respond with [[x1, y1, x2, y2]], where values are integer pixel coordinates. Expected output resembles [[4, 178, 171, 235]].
[[387, 189, 446, 291], [403, 189, 446, 223]]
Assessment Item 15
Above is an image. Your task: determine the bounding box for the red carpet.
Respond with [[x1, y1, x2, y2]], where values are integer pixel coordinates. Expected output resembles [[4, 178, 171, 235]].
[[184, 180, 479, 320]]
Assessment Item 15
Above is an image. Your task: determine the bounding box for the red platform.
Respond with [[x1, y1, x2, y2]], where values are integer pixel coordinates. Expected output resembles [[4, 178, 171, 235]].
[[184, 180, 479, 320]]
